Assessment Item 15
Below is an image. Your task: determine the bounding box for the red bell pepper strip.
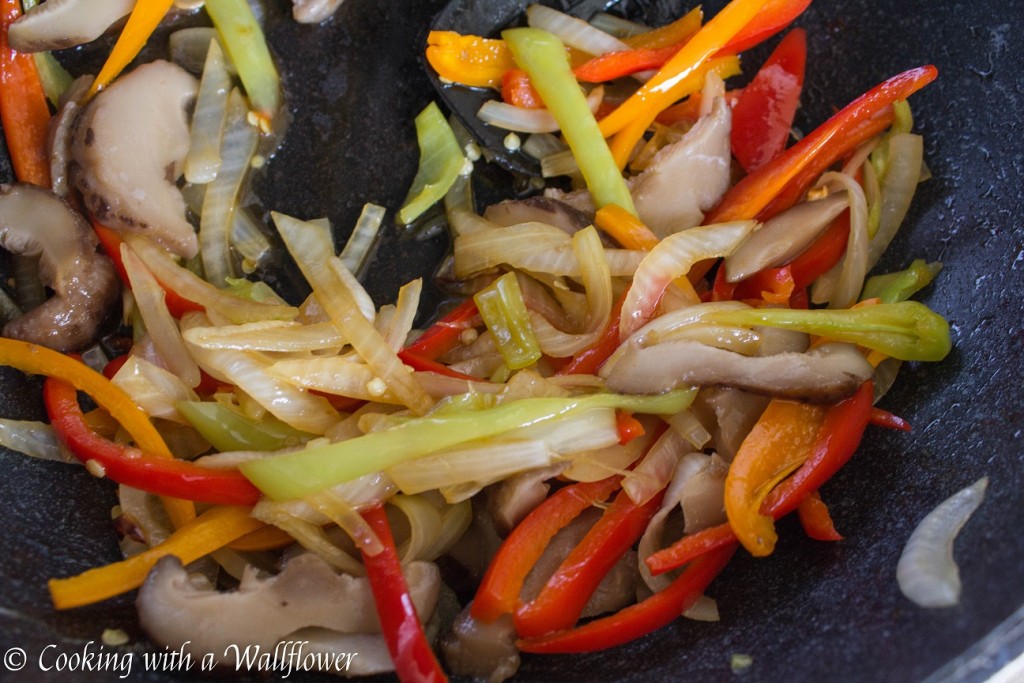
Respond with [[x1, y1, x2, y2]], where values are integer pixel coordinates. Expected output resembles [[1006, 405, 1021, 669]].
[[398, 350, 487, 382], [514, 485, 665, 638], [573, 43, 683, 83], [501, 68, 544, 108], [647, 381, 872, 574], [870, 406, 912, 432], [403, 298, 479, 361], [518, 544, 736, 653], [719, 0, 812, 55], [797, 490, 843, 541], [615, 410, 646, 445], [360, 505, 447, 683], [0, 0, 51, 188], [92, 221, 206, 318], [44, 376, 261, 506], [471, 476, 622, 623], [730, 28, 806, 173], [555, 289, 628, 376], [705, 65, 937, 224]]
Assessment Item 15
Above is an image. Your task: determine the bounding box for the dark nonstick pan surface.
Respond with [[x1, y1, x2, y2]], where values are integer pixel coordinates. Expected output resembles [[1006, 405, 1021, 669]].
[[0, 1, 1021, 681]]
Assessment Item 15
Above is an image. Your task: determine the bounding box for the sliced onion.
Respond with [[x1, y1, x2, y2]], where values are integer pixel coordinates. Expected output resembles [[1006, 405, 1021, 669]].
[[379, 279, 421, 351], [340, 203, 386, 277], [184, 39, 230, 184], [810, 173, 869, 309], [623, 428, 689, 505], [183, 319, 344, 352], [111, 355, 200, 424], [868, 133, 924, 270], [589, 12, 649, 39], [477, 86, 604, 134], [200, 88, 257, 287], [120, 244, 200, 388], [170, 28, 233, 75], [620, 221, 756, 339], [0, 418, 76, 464], [526, 4, 629, 56], [387, 440, 551, 496], [897, 477, 988, 608]]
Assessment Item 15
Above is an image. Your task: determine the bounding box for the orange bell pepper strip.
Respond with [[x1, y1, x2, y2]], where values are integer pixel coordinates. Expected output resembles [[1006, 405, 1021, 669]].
[[705, 65, 938, 224], [49, 505, 263, 609], [724, 398, 827, 557], [797, 490, 843, 541], [426, 30, 516, 88], [471, 475, 622, 623], [597, 0, 766, 151], [518, 544, 735, 653], [501, 68, 544, 108], [0, 0, 51, 187], [514, 485, 665, 638], [730, 28, 807, 173], [0, 338, 196, 528], [573, 43, 686, 83], [87, 0, 174, 99], [647, 381, 873, 574]]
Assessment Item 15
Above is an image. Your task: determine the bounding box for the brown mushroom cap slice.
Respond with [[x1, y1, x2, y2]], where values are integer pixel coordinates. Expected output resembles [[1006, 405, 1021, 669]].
[[483, 196, 593, 236], [0, 183, 120, 351], [601, 339, 874, 405], [70, 60, 200, 259], [137, 553, 440, 672], [7, 0, 135, 52]]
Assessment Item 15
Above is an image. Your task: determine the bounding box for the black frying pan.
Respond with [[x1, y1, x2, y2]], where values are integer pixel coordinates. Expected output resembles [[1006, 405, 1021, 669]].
[[1, 0, 1022, 681]]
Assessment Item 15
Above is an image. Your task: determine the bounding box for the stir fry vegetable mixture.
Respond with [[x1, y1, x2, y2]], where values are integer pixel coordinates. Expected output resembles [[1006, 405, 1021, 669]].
[[0, 0, 954, 680]]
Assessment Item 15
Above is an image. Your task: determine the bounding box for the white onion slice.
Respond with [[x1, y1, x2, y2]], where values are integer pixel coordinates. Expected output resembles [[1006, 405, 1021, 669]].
[[897, 477, 988, 608], [477, 86, 604, 134], [526, 4, 629, 56]]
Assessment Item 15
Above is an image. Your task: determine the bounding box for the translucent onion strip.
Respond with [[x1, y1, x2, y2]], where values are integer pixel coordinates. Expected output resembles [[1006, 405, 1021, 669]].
[[200, 88, 258, 287], [184, 39, 230, 184], [126, 234, 297, 324], [868, 133, 924, 270], [0, 418, 76, 464], [250, 500, 365, 576], [184, 320, 345, 352], [120, 244, 200, 388], [621, 221, 757, 338], [478, 86, 604, 134], [526, 3, 629, 56], [380, 279, 421, 351], [340, 203, 386, 277], [811, 173, 869, 309], [623, 429, 689, 505], [169, 28, 233, 75], [897, 477, 988, 608], [111, 356, 200, 424], [268, 356, 403, 404], [273, 212, 435, 414], [387, 439, 551, 495], [529, 225, 612, 357]]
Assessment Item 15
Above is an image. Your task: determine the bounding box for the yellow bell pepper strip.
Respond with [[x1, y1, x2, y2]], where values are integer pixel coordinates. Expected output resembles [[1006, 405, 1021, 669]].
[[426, 30, 516, 88], [49, 505, 263, 609], [398, 101, 468, 224], [87, 0, 174, 99], [359, 505, 448, 683], [503, 27, 636, 215], [204, 0, 281, 129], [240, 389, 693, 501], [797, 491, 843, 541], [724, 399, 826, 557], [44, 377, 262, 506], [225, 524, 296, 552], [0, 0, 51, 187], [471, 475, 623, 623], [623, 6, 703, 50], [0, 339, 195, 527], [596, 0, 766, 143], [702, 300, 951, 362], [514, 484, 665, 638], [518, 544, 736, 653], [705, 65, 938, 224], [647, 381, 873, 574]]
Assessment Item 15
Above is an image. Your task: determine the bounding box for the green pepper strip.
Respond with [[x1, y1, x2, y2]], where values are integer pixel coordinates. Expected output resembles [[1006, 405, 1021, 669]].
[[474, 272, 541, 370], [503, 27, 636, 215], [240, 390, 694, 501], [398, 101, 467, 224], [860, 259, 942, 303], [176, 401, 314, 453], [204, 0, 281, 125]]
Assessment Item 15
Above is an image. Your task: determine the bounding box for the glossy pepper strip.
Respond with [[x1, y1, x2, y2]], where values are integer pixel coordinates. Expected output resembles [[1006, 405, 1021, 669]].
[[730, 28, 806, 173], [719, 0, 811, 54], [426, 30, 516, 88], [519, 544, 736, 653], [204, 0, 280, 126], [471, 476, 622, 623], [359, 505, 448, 683], [402, 298, 479, 361], [555, 289, 628, 376], [647, 381, 872, 574], [49, 505, 263, 609], [45, 377, 261, 506], [724, 398, 826, 556], [514, 485, 665, 638], [705, 65, 938, 224], [0, 0, 51, 187], [623, 7, 703, 49], [797, 491, 843, 541], [87, 0, 174, 98], [0, 339, 195, 528], [503, 27, 637, 215]]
